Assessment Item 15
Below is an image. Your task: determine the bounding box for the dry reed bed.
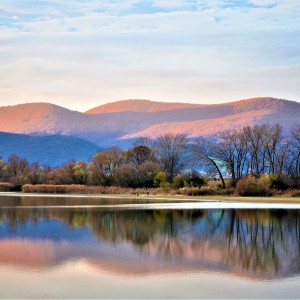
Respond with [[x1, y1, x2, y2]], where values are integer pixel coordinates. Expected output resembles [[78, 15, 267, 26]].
[[0, 182, 20, 192], [15, 184, 300, 197], [21, 184, 235, 196], [22, 184, 140, 194]]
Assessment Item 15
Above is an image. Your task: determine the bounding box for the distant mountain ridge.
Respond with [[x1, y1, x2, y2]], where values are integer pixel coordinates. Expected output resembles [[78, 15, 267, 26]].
[[0, 132, 99, 166], [85, 99, 202, 114], [0, 97, 299, 148]]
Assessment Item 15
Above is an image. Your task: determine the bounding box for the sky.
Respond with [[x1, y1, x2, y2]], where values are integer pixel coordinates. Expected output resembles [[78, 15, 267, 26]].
[[0, 0, 299, 112]]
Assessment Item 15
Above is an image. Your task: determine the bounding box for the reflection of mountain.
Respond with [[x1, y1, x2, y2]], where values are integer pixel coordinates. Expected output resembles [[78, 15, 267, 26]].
[[0, 206, 299, 280], [0, 238, 226, 276]]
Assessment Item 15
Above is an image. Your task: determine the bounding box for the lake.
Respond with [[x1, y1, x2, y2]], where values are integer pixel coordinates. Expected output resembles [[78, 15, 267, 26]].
[[0, 195, 299, 299]]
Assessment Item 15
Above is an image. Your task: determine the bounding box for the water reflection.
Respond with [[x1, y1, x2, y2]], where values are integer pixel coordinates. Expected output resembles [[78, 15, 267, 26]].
[[0, 200, 299, 281]]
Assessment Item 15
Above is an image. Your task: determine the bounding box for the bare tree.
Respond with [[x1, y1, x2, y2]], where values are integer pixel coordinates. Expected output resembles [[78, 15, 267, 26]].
[[5, 154, 31, 185], [0, 158, 5, 181], [89, 147, 124, 186], [121, 145, 159, 187], [289, 125, 300, 176], [192, 137, 226, 188], [217, 130, 249, 182], [133, 136, 155, 149], [29, 162, 49, 184], [154, 133, 189, 180], [243, 125, 267, 175], [263, 124, 287, 174], [126, 145, 155, 167]]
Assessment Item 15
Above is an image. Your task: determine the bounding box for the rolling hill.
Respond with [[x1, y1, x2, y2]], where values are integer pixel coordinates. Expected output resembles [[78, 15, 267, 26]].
[[85, 99, 202, 114], [0, 97, 299, 148], [0, 132, 99, 166]]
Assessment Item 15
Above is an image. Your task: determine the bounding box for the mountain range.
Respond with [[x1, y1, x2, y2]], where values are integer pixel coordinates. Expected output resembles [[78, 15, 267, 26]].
[[0, 132, 99, 166], [0, 97, 299, 165]]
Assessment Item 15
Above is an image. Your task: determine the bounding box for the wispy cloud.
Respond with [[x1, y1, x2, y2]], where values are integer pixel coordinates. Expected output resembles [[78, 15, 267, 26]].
[[0, 0, 299, 111]]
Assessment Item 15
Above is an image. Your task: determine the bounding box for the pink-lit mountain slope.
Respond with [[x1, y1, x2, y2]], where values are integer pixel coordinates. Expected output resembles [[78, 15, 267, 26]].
[[85, 99, 202, 114], [0, 97, 299, 146], [0, 103, 82, 135], [122, 97, 300, 139]]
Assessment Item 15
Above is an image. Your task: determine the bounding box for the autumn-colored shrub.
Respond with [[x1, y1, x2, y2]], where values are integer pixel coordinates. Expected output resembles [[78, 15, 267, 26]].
[[208, 179, 229, 190], [178, 188, 216, 196], [0, 182, 12, 192], [151, 187, 172, 195], [235, 175, 273, 196], [0, 182, 20, 192], [291, 190, 300, 197]]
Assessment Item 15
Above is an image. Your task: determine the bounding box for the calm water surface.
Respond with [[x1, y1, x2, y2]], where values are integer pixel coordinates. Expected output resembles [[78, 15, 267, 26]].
[[0, 195, 299, 299]]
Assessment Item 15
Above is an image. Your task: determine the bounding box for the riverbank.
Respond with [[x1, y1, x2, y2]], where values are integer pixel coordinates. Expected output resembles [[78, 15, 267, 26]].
[[1, 192, 300, 204]]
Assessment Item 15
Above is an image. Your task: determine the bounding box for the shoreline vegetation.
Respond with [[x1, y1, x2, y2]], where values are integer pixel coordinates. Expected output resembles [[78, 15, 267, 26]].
[[21, 183, 300, 198], [0, 124, 299, 200], [0, 183, 298, 201]]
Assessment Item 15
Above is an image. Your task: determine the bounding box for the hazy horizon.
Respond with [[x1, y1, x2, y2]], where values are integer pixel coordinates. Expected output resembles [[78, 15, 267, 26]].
[[0, 0, 299, 111]]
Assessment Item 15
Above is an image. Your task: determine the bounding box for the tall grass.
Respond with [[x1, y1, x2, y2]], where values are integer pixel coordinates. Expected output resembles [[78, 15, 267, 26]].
[[22, 184, 148, 195], [0, 182, 20, 192], [22, 184, 234, 196]]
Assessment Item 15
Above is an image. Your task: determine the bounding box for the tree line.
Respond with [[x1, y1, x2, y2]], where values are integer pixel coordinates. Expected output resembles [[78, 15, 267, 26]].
[[193, 123, 300, 188], [0, 123, 299, 190]]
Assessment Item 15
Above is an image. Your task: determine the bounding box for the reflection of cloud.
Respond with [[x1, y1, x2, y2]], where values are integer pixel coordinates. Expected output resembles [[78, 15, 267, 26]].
[[0, 0, 299, 111], [0, 237, 255, 277], [0, 237, 224, 274], [0, 232, 297, 281], [0, 239, 56, 268]]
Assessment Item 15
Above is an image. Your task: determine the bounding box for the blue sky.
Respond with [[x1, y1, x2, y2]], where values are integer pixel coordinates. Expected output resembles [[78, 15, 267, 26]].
[[0, 0, 299, 111]]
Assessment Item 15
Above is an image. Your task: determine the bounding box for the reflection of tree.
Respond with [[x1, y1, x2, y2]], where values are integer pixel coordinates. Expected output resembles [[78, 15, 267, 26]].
[[88, 211, 157, 244], [226, 210, 282, 277], [195, 209, 300, 278], [0, 206, 299, 278]]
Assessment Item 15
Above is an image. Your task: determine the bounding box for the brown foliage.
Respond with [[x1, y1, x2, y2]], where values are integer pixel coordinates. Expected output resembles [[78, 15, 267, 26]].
[[22, 184, 229, 197], [235, 175, 274, 196], [89, 147, 124, 186], [22, 184, 147, 195], [290, 190, 300, 197], [0, 182, 18, 192]]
